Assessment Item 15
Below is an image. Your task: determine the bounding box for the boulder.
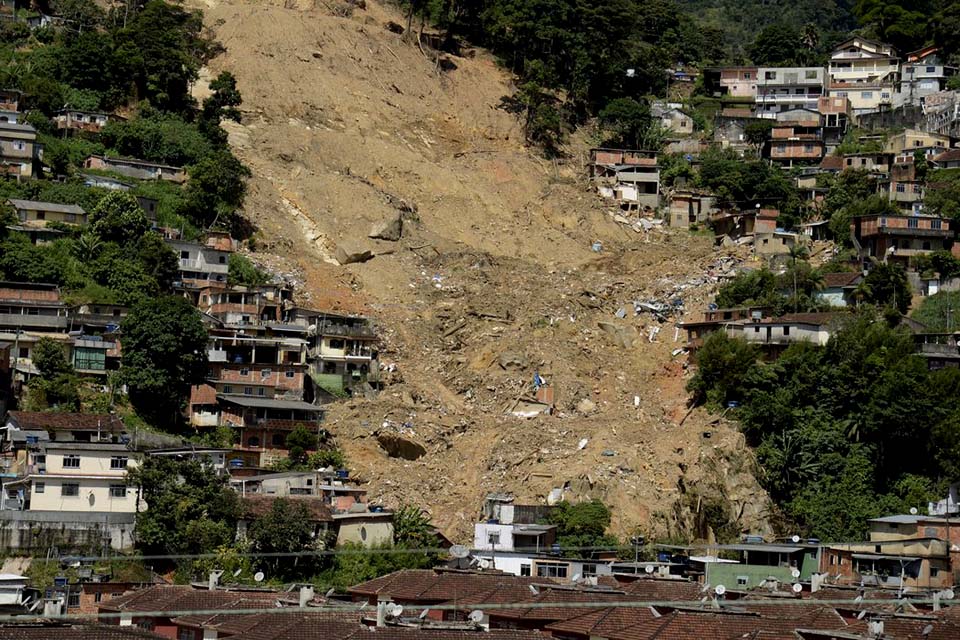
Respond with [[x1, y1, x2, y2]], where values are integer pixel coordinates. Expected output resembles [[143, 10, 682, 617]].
[[577, 398, 597, 414], [335, 245, 375, 265], [498, 351, 528, 370], [368, 213, 403, 241], [377, 432, 427, 460]]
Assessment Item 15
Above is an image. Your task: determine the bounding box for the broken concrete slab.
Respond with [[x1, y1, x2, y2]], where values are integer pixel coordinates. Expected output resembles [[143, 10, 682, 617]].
[[498, 351, 528, 370], [376, 432, 427, 460]]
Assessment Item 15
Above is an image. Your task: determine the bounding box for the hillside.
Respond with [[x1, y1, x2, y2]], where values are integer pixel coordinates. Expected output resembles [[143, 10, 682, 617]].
[[187, 0, 771, 542]]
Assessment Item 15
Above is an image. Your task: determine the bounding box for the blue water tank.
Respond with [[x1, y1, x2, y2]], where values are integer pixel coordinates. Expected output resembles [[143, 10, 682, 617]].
[[336, 469, 349, 479]]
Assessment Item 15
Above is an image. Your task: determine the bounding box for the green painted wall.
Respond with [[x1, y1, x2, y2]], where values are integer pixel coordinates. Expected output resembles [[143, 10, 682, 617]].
[[705, 551, 818, 589]]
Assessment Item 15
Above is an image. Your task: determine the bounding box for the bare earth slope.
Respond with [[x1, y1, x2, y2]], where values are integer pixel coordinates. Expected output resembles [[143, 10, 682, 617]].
[[189, 0, 773, 542]]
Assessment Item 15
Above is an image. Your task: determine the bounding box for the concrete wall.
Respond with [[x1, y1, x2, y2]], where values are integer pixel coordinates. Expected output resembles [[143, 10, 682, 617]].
[[0, 510, 135, 550], [336, 518, 393, 547], [29, 477, 139, 513], [474, 523, 514, 551]]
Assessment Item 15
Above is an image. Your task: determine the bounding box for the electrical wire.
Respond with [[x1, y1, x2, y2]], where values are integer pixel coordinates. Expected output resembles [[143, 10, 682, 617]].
[[0, 597, 954, 624]]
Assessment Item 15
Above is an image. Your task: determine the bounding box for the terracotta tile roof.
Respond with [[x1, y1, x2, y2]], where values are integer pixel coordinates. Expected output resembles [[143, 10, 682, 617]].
[[934, 149, 960, 163], [6, 411, 124, 432], [822, 272, 862, 288], [605, 609, 816, 640], [544, 605, 657, 637], [100, 585, 282, 614], [620, 578, 702, 601], [490, 587, 636, 622], [348, 570, 552, 603], [0, 623, 163, 639], [190, 383, 218, 406], [240, 495, 333, 523], [761, 312, 845, 326], [820, 156, 843, 171]]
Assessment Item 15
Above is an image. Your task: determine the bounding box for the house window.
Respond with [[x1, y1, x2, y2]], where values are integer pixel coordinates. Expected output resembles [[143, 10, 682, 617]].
[[360, 526, 367, 541], [180, 251, 190, 259], [909, 218, 919, 229], [272, 434, 284, 446], [923, 241, 931, 251], [804, 144, 814, 153], [927, 66, 936, 73], [18, 347, 27, 358], [62, 455, 80, 469], [896, 183, 906, 193], [932, 219, 942, 230], [805, 70, 818, 79], [862, 91, 873, 99], [744, 72, 752, 80], [257, 387, 266, 397], [925, 526, 938, 537], [109, 485, 127, 498], [783, 326, 791, 336], [248, 437, 260, 447], [67, 592, 80, 608], [932, 567, 941, 577], [34, 482, 44, 494], [285, 371, 295, 379], [520, 564, 531, 576], [737, 575, 749, 586], [914, 184, 922, 194], [223, 385, 233, 394], [765, 71, 776, 80], [110, 456, 128, 470], [179, 629, 193, 640], [62, 483, 80, 497], [240, 368, 249, 376], [881, 92, 890, 99], [329, 339, 345, 350], [94, 592, 102, 603], [262, 369, 272, 377], [488, 532, 500, 546], [12, 141, 24, 151], [536, 563, 568, 578], [219, 256, 227, 264], [244, 387, 253, 395]]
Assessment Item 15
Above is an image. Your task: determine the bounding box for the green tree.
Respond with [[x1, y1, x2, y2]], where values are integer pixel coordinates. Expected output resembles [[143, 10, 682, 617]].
[[686, 331, 759, 407], [33, 337, 72, 378], [392, 505, 436, 550], [285, 425, 317, 465], [749, 24, 802, 65], [598, 97, 652, 149], [547, 499, 618, 555], [744, 120, 773, 157], [715, 267, 781, 311], [199, 71, 243, 146], [228, 254, 268, 286], [90, 191, 149, 245], [863, 262, 911, 314], [29, 337, 81, 411], [121, 295, 209, 427], [131, 457, 239, 561], [248, 498, 320, 580], [180, 150, 250, 229]]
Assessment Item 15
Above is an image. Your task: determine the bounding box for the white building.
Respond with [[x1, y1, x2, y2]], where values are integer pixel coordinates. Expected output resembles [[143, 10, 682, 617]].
[[755, 67, 826, 118], [828, 37, 899, 116]]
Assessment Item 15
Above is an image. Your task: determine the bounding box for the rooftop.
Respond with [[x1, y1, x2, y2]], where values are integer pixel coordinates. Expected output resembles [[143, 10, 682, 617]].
[[216, 395, 325, 412], [240, 495, 333, 522], [8, 199, 86, 215], [5, 411, 124, 432]]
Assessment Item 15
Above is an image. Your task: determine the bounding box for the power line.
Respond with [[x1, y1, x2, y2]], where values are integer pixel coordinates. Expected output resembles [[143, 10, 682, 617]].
[[0, 597, 954, 624]]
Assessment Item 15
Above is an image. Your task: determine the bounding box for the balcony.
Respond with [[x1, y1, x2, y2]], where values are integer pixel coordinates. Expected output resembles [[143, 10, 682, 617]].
[[0, 313, 68, 330], [317, 323, 376, 338]]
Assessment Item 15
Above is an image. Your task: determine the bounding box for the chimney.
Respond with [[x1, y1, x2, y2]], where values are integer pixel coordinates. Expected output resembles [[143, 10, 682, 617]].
[[299, 585, 315, 607], [867, 620, 884, 638]]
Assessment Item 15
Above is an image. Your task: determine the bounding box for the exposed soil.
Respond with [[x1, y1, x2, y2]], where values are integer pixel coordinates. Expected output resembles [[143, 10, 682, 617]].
[[185, 0, 775, 542]]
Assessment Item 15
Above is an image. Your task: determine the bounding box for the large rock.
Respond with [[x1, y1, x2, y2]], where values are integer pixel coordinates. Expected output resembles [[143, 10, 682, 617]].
[[368, 213, 403, 241], [498, 351, 528, 370], [597, 321, 638, 349], [335, 245, 375, 265], [377, 432, 427, 460]]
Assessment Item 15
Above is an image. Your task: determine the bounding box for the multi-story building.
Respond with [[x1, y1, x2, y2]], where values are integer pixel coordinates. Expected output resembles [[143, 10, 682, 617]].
[[818, 96, 851, 152], [589, 148, 660, 210], [191, 283, 292, 325], [755, 67, 826, 119], [0, 412, 137, 550], [768, 116, 825, 167], [167, 235, 235, 287], [718, 67, 758, 99], [884, 129, 952, 157], [851, 214, 954, 271], [883, 154, 925, 214], [287, 309, 380, 396], [897, 46, 957, 108], [0, 122, 41, 179], [828, 37, 899, 116]]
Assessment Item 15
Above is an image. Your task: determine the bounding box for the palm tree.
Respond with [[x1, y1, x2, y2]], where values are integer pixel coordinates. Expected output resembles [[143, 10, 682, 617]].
[[800, 24, 820, 65], [73, 232, 103, 261], [789, 243, 810, 313], [853, 280, 873, 309]]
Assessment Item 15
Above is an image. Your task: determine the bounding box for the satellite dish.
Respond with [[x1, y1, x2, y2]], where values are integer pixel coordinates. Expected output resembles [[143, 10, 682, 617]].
[[468, 610, 485, 623], [910, 507, 919, 515], [945, 589, 956, 601], [645, 565, 656, 574], [529, 585, 539, 595], [389, 604, 404, 618], [792, 583, 803, 594], [791, 535, 801, 543], [791, 568, 801, 579], [254, 572, 265, 583], [857, 611, 867, 620], [478, 559, 491, 570], [854, 595, 863, 604], [922, 623, 934, 636], [649, 606, 661, 618], [419, 609, 430, 620], [571, 574, 582, 583], [450, 545, 470, 559], [714, 585, 726, 596], [233, 568, 242, 577]]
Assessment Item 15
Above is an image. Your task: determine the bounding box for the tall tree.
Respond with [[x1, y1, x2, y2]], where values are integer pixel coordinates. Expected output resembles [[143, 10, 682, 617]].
[[121, 295, 208, 427]]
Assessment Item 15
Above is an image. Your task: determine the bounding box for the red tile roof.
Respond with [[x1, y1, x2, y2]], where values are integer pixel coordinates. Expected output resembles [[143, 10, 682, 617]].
[[0, 623, 163, 639], [934, 149, 960, 164], [349, 570, 553, 604], [240, 495, 333, 523], [100, 585, 282, 614], [6, 411, 124, 432], [490, 587, 636, 623], [820, 156, 843, 171], [821, 272, 862, 288]]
